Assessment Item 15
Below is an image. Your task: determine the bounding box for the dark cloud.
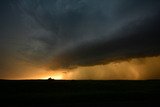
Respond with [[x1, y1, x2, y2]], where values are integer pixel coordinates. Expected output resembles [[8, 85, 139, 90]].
[[1, 0, 160, 72]]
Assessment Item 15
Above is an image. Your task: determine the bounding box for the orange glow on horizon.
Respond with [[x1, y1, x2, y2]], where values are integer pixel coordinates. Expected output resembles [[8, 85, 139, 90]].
[[52, 74, 63, 80], [39, 71, 64, 80], [1, 56, 160, 80], [40, 75, 63, 80]]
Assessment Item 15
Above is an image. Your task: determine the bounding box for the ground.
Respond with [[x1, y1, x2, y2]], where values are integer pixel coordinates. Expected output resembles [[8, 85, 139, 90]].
[[0, 80, 160, 107]]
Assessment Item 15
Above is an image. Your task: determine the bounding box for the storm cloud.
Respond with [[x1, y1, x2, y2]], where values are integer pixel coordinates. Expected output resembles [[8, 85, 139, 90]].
[[1, 0, 160, 73]]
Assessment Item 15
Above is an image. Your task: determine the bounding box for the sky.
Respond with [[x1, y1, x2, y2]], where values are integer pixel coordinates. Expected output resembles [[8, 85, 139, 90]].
[[0, 0, 160, 80]]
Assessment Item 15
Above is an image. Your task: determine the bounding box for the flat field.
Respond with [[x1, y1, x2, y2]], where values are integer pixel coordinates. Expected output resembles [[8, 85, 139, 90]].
[[0, 80, 160, 107]]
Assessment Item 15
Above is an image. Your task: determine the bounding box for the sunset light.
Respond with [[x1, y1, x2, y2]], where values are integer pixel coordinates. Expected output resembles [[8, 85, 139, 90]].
[[52, 74, 63, 80], [1, 0, 160, 106]]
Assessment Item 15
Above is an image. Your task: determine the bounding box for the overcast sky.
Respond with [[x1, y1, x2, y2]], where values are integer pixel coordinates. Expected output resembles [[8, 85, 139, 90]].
[[0, 0, 160, 79]]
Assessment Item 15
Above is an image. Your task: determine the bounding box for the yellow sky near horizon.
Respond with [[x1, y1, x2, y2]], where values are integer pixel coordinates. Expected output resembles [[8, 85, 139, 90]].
[[1, 56, 160, 80]]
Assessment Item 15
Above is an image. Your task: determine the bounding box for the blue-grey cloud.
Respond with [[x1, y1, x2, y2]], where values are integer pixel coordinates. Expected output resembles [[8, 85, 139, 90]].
[[1, 0, 160, 71]]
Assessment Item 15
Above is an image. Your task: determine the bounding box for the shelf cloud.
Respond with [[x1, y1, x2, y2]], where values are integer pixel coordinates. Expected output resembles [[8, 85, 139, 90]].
[[0, 0, 160, 79]]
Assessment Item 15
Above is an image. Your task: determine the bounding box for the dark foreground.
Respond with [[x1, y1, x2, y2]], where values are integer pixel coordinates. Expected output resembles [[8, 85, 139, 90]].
[[0, 80, 160, 107]]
